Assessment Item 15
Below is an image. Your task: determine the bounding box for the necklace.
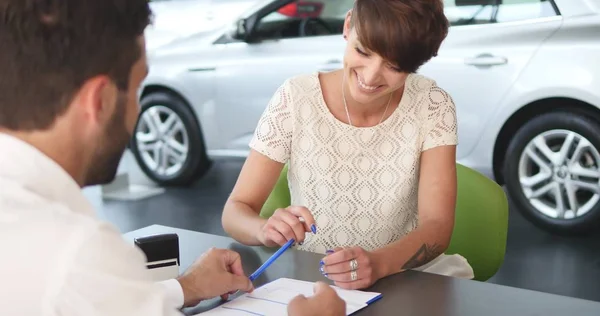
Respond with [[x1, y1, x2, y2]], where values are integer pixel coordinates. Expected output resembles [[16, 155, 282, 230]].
[[342, 72, 392, 128], [341, 72, 393, 160]]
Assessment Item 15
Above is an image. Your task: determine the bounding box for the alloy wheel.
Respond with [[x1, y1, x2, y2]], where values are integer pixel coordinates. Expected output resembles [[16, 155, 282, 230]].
[[135, 105, 190, 178], [518, 129, 600, 220]]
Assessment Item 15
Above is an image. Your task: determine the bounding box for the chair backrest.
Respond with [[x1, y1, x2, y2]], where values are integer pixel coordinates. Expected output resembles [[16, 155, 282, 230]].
[[260, 164, 291, 219], [448, 164, 508, 281], [260, 164, 508, 281]]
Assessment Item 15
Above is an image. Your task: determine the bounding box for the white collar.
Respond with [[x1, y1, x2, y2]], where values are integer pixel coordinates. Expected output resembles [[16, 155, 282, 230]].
[[0, 133, 95, 217]]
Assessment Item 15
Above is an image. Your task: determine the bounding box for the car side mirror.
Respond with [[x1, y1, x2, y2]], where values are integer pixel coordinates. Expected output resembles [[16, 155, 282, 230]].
[[234, 18, 248, 40]]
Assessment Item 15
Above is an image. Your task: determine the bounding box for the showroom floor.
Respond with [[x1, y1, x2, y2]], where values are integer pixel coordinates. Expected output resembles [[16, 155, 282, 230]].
[[87, 157, 600, 303]]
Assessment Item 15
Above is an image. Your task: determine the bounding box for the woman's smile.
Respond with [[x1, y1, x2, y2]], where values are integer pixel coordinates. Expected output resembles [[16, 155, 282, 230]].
[[354, 70, 384, 94]]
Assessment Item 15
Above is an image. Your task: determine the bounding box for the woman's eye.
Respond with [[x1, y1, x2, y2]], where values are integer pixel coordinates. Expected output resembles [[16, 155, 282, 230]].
[[388, 64, 402, 72], [354, 47, 368, 56]]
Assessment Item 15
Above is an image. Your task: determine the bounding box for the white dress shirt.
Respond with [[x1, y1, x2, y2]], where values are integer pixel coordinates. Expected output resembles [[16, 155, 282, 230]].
[[0, 134, 185, 315]]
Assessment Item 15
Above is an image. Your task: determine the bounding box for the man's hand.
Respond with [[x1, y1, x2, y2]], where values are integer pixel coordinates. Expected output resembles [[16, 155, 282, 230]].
[[176, 248, 254, 307], [287, 282, 346, 316]]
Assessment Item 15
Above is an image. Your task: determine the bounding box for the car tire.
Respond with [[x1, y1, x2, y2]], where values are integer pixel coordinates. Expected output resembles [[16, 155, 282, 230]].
[[503, 111, 600, 236], [131, 91, 210, 186]]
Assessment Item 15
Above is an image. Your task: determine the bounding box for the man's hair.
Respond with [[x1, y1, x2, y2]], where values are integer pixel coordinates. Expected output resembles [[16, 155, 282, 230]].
[[350, 0, 449, 73], [0, 0, 152, 131]]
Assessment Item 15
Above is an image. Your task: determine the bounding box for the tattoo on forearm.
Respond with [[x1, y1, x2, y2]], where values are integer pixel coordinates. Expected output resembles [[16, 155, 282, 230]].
[[401, 243, 443, 270]]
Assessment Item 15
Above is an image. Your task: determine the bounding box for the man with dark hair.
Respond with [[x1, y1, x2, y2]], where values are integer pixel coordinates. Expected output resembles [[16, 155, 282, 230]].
[[0, 1, 344, 315]]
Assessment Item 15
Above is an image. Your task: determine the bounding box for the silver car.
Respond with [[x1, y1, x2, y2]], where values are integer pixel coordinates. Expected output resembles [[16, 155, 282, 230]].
[[134, 0, 600, 235]]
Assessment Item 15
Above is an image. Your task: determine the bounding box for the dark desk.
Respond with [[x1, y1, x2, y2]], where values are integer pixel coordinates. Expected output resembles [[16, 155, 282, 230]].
[[124, 225, 600, 315]]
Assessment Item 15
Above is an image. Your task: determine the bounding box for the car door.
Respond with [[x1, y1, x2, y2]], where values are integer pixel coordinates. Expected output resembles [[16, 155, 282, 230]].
[[212, 0, 354, 155], [417, 0, 562, 161]]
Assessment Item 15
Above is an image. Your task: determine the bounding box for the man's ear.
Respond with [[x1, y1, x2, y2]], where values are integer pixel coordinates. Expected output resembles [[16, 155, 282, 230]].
[[75, 75, 115, 126]]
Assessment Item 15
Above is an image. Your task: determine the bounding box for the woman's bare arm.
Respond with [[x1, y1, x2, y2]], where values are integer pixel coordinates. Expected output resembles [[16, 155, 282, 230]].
[[372, 145, 457, 276], [221, 150, 285, 245]]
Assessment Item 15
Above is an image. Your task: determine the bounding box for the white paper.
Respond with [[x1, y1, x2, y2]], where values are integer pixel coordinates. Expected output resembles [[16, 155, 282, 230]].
[[195, 278, 381, 316]]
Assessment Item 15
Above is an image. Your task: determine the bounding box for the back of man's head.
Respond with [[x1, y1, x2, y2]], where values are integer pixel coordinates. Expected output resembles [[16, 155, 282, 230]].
[[0, 0, 152, 131]]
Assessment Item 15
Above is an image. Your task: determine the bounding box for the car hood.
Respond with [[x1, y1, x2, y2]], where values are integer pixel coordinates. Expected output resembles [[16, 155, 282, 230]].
[[148, 28, 222, 61], [146, 0, 259, 51]]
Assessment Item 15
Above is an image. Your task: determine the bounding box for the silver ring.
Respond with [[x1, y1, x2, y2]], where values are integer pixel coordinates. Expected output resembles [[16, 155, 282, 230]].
[[350, 259, 359, 271], [350, 270, 358, 281]]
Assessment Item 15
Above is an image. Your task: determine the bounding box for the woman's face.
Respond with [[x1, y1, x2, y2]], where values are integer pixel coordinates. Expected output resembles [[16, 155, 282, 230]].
[[342, 15, 409, 105]]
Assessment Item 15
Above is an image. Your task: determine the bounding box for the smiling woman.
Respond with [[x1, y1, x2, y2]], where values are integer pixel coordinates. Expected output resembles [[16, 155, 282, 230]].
[[221, 0, 475, 290]]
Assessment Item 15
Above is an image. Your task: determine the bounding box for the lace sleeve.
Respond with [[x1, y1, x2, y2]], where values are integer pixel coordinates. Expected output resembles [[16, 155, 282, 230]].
[[249, 80, 294, 163], [421, 85, 458, 151]]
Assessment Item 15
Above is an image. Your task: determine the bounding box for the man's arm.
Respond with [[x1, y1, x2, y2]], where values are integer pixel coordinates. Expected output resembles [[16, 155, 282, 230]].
[[54, 222, 185, 316]]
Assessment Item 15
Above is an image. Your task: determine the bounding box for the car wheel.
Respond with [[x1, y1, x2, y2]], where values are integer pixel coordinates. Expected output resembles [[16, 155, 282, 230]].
[[131, 91, 210, 186], [503, 111, 600, 235]]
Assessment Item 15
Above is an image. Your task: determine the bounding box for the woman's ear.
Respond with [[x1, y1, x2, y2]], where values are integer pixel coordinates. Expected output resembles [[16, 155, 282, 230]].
[[343, 9, 352, 41]]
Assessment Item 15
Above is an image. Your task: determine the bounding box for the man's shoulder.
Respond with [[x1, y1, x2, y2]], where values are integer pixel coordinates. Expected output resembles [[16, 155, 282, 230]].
[[0, 182, 108, 262], [0, 185, 110, 300], [0, 184, 152, 314], [0, 183, 97, 226], [0, 204, 101, 254]]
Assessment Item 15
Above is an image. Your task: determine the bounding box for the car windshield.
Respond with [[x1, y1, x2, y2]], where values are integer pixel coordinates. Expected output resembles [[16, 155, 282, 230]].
[[237, 0, 285, 20]]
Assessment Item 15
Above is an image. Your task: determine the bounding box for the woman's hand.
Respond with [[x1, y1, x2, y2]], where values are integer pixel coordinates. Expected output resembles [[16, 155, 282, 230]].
[[256, 206, 317, 247], [320, 247, 381, 290]]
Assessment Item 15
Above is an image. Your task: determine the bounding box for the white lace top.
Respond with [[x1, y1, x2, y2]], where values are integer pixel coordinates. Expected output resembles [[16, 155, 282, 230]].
[[250, 72, 458, 254]]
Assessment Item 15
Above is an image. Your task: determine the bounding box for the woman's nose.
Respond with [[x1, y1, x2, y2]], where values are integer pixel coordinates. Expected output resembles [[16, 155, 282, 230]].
[[361, 62, 383, 85]]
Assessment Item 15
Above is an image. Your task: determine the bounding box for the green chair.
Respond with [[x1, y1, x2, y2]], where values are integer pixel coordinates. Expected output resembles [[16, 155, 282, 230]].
[[260, 164, 509, 281]]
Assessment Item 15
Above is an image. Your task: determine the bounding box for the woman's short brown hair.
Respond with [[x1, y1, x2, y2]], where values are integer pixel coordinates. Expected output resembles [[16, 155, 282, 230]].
[[350, 0, 449, 73]]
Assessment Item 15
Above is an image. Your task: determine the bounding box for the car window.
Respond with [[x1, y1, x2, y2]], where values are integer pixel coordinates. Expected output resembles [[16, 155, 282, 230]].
[[444, 0, 495, 26], [495, 0, 557, 23], [443, 0, 557, 26], [253, 0, 354, 41]]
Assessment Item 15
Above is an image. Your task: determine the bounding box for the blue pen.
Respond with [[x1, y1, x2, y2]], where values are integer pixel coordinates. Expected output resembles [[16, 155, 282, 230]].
[[249, 238, 295, 281]]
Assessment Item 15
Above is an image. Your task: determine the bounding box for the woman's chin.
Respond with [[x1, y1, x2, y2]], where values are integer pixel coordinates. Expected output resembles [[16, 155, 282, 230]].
[[349, 88, 386, 105]]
